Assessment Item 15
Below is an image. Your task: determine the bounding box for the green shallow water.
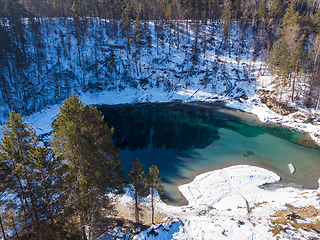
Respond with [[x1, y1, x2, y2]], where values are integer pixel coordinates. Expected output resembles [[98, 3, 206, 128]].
[[97, 102, 320, 205]]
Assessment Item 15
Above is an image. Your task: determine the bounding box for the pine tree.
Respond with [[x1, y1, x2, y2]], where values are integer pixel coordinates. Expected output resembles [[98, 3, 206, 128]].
[[267, 39, 291, 100], [221, 0, 234, 57], [308, 14, 320, 108], [0, 111, 41, 238], [133, 16, 143, 75], [270, 0, 285, 28], [51, 93, 124, 238], [29, 145, 66, 239], [257, 0, 268, 22], [147, 165, 163, 224], [0, 215, 7, 240], [0, 208, 23, 240], [257, 0, 270, 52], [122, 1, 135, 60], [267, 0, 307, 101], [0, 113, 70, 239], [128, 158, 148, 226]]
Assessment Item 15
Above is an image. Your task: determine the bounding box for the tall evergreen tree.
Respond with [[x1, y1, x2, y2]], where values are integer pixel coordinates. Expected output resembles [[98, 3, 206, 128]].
[[221, 0, 234, 57], [128, 158, 148, 226], [51, 93, 124, 238], [308, 14, 320, 108], [267, 0, 307, 101], [28, 146, 66, 239], [147, 165, 163, 224], [133, 16, 143, 75], [0, 112, 40, 237], [122, 1, 135, 59], [270, 0, 285, 28]]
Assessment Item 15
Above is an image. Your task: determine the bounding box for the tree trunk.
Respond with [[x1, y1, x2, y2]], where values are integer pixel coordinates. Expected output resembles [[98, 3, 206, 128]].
[[156, 22, 159, 55], [40, 167, 55, 231], [126, 37, 129, 60], [0, 216, 7, 240], [26, 179, 41, 240], [168, 23, 171, 55], [135, 50, 138, 76], [291, 60, 299, 101], [291, 77, 295, 101], [315, 94, 320, 111], [13, 219, 20, 240], [177, 20, 180, 50], [139, 44, 141, 73], [151, 188, 154, 224], [134, 190, 139, 225], [13, 163, 34, 227], [57, 0, 64, 17], [78, 0, 82, 16]]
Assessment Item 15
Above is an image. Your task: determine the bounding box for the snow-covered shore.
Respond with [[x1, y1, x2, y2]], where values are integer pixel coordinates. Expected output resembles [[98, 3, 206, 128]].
[[24, 75, 320, 146], [117, 165, 320, 240], [0, 17, 319, 239], [225, 96, 320, 146], [11, 74, 320, 239]]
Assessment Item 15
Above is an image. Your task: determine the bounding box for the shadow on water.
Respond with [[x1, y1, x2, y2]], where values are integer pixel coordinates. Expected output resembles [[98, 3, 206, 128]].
[[97, 102, 320, 205]]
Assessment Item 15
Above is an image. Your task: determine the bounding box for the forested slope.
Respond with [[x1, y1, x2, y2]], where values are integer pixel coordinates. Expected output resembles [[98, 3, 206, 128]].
[[0, 0, 319, 122]]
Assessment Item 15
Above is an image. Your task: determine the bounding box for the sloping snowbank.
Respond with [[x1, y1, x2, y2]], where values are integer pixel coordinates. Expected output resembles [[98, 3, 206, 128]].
[[178, 165, 280, 207], [20, 80, 320, 148], [123, 165, 320, 240], [15, 68, 318, 147]]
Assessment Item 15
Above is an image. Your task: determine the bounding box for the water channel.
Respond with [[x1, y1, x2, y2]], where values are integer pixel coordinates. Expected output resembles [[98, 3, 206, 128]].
[[97, 102, 320, 205]]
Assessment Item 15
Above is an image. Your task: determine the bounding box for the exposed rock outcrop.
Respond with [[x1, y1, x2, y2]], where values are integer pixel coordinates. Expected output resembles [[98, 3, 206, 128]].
[[258, 89, 297, 116]]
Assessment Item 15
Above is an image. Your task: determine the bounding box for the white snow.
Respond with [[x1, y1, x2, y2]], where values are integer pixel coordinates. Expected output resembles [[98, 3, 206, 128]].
[[0, 68, 317, 239], [5, 63, 318, 240], [17, 75, 319, 145], [0, 19, 319, 239], [0, 19, 317, 145], [120, 165, 320, 240], [133, 219, 187, 240]]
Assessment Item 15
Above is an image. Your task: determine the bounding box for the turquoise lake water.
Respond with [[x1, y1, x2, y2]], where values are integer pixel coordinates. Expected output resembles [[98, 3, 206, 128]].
[[97, 102, 320, 205]]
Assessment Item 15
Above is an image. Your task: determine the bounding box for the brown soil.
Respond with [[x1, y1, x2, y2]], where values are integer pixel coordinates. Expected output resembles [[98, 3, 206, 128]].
[[105, 201, 169, 226], [270, 204, 320, 237]]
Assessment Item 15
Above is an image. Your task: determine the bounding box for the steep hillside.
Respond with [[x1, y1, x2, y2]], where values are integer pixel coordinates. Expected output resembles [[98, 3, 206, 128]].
[[0, 18, 262, 122]]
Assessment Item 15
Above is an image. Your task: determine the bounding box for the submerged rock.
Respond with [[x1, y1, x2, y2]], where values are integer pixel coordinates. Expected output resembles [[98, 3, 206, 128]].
[[243, 151, 254, 157]]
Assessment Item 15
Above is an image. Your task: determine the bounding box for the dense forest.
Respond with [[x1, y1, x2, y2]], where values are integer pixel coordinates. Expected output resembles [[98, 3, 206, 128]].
[[0, 0, 319, 120]]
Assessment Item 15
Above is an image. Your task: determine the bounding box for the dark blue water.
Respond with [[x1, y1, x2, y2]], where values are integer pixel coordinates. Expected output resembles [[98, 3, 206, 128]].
[[97, 102, 320, 205]]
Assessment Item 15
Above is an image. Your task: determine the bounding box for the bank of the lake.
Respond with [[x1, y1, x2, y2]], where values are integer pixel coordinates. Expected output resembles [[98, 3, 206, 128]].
[[97, 101, 320, 206], [17, 81, 320, 239], [129, 165, 320, 240]]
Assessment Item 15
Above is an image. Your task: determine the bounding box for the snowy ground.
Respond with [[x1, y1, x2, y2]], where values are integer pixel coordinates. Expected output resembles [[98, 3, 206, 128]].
[[6, 70, 320, 240], [22, 70, 320, 143], [123, 165, 320, 240], [1, 18, 320, 239], [12, 20, 319, 145]]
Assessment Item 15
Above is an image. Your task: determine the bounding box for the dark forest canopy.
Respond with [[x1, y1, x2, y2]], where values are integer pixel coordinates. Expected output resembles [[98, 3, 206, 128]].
[[0, 0, 317, 20]]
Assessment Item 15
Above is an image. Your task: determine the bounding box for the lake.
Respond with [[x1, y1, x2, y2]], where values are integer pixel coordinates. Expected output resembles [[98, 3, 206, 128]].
[[97, 102, 320, 205]]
